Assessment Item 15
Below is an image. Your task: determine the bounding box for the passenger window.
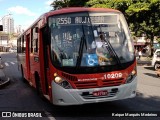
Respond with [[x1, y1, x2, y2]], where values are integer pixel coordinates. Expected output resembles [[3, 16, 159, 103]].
[[32, 26, 39, 53]]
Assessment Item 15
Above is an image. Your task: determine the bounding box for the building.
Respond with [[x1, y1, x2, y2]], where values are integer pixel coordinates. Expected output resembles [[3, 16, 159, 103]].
[[133, 36, 149, 51], [0, 34, 9, 52], [15, 25, 22, 34], [1, 15, 14, 34]]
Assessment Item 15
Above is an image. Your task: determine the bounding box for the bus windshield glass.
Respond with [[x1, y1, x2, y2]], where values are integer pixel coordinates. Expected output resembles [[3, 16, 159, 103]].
[[49, 12, 134, 67]]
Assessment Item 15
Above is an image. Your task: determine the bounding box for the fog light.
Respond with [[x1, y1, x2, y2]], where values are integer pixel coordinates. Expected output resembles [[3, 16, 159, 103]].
[[58, 99, 64, 103], [61, 81, 72, 89]]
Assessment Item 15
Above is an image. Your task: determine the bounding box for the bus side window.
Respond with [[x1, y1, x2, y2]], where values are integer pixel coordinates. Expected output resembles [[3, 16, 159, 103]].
[[32, 26, 39, 53], [17, 38, 21, 53], [22, 35, 26, 53]]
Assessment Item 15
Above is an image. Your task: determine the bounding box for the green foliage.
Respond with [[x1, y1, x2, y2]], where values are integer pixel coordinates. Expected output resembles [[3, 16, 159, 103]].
[[157, 38, 160, 43], [126, 3, 150, 15], [126, 0, 160, 40], [86, 0, 132, 12], [50, 0, 69, 9], [50, 0, 89, 10]]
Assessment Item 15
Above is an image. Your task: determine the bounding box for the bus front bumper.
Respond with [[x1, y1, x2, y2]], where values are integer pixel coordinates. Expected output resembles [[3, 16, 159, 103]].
[[51, 76, 137, 106]]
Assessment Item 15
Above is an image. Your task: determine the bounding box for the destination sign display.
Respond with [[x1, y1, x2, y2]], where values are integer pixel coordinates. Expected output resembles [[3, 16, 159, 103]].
[[51, 15, 118, 25]]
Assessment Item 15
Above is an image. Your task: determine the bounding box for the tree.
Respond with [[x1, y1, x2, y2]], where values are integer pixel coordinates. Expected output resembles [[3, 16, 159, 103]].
[[86, 0, 132, 13], [157, 37, 160, 43], [126, 0, 160, 55], [51, 0, 70, 10], [51, 0, 89, 10]]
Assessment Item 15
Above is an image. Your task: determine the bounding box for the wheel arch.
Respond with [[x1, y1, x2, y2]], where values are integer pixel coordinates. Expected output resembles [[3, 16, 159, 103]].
[[34, 71, 44, 97]]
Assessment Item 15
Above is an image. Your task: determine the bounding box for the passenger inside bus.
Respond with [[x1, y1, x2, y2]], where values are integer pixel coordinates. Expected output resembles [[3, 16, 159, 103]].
[[86, 32, 112, 65]]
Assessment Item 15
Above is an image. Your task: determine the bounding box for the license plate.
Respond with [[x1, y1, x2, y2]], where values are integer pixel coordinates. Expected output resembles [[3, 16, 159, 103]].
[[93, 90, 108, 96]]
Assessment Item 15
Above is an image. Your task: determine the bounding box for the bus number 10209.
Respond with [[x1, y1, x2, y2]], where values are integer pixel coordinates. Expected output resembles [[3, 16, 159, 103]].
[[104, 73, 123, 79]]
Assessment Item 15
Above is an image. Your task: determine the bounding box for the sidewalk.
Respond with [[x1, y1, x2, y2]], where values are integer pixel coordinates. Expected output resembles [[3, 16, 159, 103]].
[[0, 61, 10, 89], [136, 56, 152, 66]]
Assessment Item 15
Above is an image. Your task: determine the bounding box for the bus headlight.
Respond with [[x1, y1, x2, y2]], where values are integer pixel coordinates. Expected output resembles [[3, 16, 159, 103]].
[[55, 77, 63, 84], [126, 69, 137, 83], [54, 76, 72, 89]]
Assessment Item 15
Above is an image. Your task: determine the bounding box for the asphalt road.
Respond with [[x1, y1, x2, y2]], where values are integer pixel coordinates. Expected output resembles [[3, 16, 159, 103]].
[[0, 52, 160, 120]]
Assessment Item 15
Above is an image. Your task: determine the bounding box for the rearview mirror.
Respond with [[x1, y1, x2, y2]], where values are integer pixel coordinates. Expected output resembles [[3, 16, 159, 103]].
[[0, 25, 3, 31]]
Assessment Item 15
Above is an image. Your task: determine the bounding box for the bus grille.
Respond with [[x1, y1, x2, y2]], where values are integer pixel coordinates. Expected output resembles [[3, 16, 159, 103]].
[[62, 73, 77, 81], [61, 72, 124, 89], [74, 79, 124, 89]]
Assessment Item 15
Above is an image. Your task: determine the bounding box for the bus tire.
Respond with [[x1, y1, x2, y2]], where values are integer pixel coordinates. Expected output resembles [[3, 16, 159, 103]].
[[35, 73, 43, 98]]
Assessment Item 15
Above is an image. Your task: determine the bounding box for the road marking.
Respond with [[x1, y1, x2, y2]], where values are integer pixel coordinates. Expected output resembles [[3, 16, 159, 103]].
[[10, 62, 15, 65], [44, 111, 56, 120], [5, 62, 9, 66]]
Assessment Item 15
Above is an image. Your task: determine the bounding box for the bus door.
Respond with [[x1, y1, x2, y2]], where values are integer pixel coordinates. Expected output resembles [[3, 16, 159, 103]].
[[30, 26, 41, 88], [40, 26, 49, 95]]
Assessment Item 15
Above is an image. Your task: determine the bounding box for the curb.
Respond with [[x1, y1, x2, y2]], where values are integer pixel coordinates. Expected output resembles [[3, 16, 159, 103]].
[[0, 77, 10, 89], [137, 63, 151, 66], [137, 62, 151, 66], [137, 60, 151, 66]]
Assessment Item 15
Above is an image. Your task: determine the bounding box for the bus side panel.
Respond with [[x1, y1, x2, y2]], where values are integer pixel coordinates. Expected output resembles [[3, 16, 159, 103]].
[[29, 53, 40, 88], [17, 34, 29, 81], [17, 53, 26, 75], [39, 28, 47, 95]]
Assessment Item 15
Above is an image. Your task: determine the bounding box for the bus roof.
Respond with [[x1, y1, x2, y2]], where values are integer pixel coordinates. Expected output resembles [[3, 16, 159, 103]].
[[45, 7, 120, 17]]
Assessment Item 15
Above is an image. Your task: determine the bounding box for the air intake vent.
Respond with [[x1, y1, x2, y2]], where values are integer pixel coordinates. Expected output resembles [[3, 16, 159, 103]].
[[62, 73, 78, 81], [74, 78, 124, 89]]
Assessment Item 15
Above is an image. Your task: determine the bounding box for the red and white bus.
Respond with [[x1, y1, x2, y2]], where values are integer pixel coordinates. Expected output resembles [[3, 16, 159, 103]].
[[17, 7, 137, 105]]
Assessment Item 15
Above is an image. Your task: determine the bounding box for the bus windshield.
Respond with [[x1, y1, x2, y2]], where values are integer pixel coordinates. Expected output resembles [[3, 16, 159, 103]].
[[49, 12, 134, 68]]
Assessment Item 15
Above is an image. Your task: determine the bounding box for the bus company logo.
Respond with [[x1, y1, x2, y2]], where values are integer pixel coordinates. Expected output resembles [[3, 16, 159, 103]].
[[1, 112, 43, 118], [2, 112, 11, 117]]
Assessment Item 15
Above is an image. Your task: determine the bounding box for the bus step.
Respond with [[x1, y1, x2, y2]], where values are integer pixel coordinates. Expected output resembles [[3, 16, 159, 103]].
[[44, 95, 50, 100]]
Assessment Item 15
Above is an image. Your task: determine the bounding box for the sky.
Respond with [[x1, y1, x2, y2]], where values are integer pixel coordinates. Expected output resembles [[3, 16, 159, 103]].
[[0, 0, 54, 30]]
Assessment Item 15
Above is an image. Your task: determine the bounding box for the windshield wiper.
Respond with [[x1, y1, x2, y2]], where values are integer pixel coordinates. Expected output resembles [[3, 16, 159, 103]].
[[104, 39, 122, 68], [75, 25, 87, 68], [96, 24, 122, 68]]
